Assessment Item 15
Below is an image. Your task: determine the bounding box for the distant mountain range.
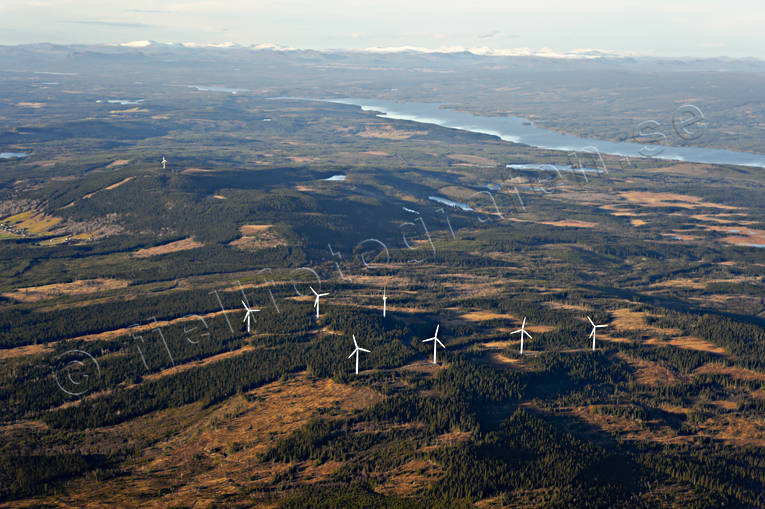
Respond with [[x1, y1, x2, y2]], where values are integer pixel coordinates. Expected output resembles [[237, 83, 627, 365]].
[[2, 41, 763, 74]]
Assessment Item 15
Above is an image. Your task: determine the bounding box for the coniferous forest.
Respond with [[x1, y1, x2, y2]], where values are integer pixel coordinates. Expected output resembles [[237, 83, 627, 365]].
[[1, 43, 765, 508]]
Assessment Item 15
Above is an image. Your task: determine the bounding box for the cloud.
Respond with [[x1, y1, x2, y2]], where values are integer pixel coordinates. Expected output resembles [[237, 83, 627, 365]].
[[1, 0, 763, 58], [478, 30, 503, 39], [123, 9, 171, 14], [68, 20, 156, 28]]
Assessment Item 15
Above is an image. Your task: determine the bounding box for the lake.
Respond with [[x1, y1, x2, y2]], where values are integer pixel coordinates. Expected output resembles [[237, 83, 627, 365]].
[[108, 99, 144, 105], [507, 163, 605, 174], [428, 196, 473, 211], [322, 98, 765, 169], [188, 85, 248, 94]]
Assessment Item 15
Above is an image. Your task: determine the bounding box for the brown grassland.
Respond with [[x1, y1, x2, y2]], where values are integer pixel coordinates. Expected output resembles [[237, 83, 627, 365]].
[[2, 278, 130, 302], [230, 225, 286, 251], [133, 237, 204, 258], [618, 191, 739, 210], [358, 125, 428, 140], [15, 374, 380, 508]]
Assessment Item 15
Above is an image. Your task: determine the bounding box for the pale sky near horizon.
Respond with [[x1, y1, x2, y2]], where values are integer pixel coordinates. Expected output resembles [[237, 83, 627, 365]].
[[1, 0, 763, 58]]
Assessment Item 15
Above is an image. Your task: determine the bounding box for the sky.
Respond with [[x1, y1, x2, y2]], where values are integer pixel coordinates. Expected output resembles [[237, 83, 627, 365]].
[[1, 0, 764, 59]]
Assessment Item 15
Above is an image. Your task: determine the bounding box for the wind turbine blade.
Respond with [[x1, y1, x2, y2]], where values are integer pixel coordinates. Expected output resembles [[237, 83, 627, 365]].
[[241, 300, 249, 309], [243, 314, 248, 322], [587, 316, 595, 326], [511, 329, 521, 335], [423, 337, 434, 343], [525, 331, 533, 339], [436, 338, 445, 348], [313, 297, 319, 307], [353, 335, 358, 348], [358, 348, 370, 353], [309, 286, 318, 296], [596, 324, 607, 328], [319, 292, 329, 297], [348, 350, 356, 359], [522, 317, 526, 327], [435, 324, 440, 337]]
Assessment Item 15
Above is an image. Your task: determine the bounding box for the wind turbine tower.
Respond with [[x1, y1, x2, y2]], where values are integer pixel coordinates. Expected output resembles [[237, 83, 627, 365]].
[[310, 286, 329, 319], [511, 317, 533, 355], [242, 300, 260, 334], [347, 334, 370, 374], [423, 324, 446, 364], [587, 316, 607, 351]]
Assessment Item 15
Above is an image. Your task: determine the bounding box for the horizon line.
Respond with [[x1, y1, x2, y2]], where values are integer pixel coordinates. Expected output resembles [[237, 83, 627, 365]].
[[1, 40, 763, 62]]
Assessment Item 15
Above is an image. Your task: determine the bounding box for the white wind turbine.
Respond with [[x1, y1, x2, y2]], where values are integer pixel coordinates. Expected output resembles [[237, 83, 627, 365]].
[[587, 316, 607, 351], [309, 286, 329, 319], [511, 317, 532, 355], [423, 324, 445, 364], [347, 334, 370, 375], [161, 156, 167, 169], [242, 300, 260, 333], [382, 285, 387, 318]]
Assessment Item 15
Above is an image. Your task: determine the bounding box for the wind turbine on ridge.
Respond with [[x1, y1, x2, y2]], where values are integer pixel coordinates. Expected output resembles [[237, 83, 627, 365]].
[[382, 285, 387, 318], [423, 324, 445, 364], [587, 316, 607, 351], [161, 156, 167, 169], [511, 317, 532, 355], [309, 286, 329, 319], [348, 334, 370, 375], [241, 300, 260, 334]]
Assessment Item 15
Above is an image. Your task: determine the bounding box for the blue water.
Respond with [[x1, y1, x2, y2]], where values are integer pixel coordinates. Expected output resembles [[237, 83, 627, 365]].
[[429, 196, 473, 211], [0, 152, 28, 159], [188, 85, 248, 94], [106, 99, 144, 105], [321, 98, 765, 169], [506, 163, 605, 174]]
